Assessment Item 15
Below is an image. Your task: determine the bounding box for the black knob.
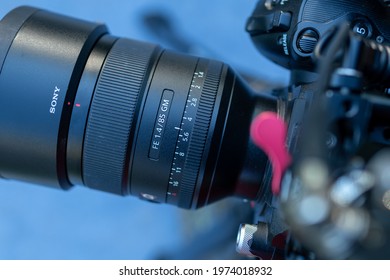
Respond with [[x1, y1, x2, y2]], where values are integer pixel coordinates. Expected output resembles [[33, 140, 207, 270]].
[[246, 11, 292, 35], [297, 29, 319, 54], [352, 20, 372, 39]]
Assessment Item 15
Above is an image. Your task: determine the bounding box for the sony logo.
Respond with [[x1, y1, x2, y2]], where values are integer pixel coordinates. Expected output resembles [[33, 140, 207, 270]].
[[49, 86, 61, 114]]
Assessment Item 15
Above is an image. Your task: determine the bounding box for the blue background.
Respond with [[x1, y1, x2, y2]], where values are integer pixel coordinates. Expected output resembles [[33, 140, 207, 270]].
[[0, 0, 288, 259]]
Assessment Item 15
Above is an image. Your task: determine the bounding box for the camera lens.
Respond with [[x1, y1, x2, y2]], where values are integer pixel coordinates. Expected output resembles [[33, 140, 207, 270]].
[[0, 7, 275, 209]]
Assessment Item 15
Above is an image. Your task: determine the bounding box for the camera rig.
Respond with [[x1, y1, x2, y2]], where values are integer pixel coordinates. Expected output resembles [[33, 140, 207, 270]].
[[237, 0, 390, 259]]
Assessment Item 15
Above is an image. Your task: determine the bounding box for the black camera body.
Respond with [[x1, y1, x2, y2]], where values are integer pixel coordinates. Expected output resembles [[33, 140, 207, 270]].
[[245, 0, 390, 260], [1, 0, 390, 259], [249, 0, 390, 70]]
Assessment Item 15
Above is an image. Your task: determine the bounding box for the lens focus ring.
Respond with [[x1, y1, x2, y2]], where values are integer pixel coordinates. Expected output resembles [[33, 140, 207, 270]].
[[83, 38, 158, 194]]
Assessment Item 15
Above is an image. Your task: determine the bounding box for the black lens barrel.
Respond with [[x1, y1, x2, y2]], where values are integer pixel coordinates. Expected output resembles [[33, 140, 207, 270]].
[[0, 6, 275, 209], [0, 6, 107, 188]]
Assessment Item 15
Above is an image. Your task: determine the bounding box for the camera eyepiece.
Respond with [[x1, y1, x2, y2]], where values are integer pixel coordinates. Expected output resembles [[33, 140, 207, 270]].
[[0, 6, 275, 209]]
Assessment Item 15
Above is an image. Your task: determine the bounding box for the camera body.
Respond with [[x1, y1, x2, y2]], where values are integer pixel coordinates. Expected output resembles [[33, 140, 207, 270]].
[[249, 0, 390, 70], [242, 0, 390, 259]]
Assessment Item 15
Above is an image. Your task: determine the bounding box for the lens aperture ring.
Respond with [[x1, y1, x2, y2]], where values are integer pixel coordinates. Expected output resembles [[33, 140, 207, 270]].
[[172, 60, 222, 208], [83, 38, 158, 194]]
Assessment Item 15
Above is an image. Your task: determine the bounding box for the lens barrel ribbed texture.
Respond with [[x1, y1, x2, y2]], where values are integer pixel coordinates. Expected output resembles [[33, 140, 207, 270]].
[[83, 38, 156, 194]]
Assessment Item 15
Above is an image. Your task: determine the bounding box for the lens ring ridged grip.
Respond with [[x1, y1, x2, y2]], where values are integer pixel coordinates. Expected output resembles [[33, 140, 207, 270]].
[[177, 61, 222, 208], [83, 38, 158, 194]]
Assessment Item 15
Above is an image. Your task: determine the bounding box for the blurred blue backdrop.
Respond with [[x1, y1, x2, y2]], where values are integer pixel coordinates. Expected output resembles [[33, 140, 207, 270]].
[[0, 0, 288, 259]]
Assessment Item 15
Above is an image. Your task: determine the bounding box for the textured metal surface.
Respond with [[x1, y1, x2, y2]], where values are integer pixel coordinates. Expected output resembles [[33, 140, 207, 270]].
[[236, 224, 257, 255]]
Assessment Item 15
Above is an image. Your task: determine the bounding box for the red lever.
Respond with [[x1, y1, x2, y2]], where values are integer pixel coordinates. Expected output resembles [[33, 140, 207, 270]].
[[250, 112, 291, 195]]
